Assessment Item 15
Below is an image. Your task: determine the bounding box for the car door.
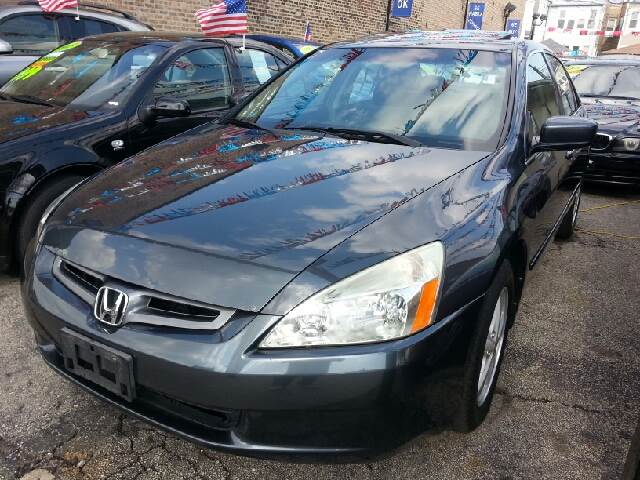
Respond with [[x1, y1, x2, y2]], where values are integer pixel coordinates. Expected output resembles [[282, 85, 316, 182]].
[[520, 52, 574, 268], [124, 46, 235, 156]]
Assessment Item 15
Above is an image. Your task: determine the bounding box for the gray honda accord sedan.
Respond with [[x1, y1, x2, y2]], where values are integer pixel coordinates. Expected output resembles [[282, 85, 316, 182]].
[[22, 30, 595, 455]]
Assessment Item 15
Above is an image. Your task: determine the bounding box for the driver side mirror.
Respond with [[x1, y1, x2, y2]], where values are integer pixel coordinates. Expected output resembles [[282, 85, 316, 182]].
[[140, 97, 191, 123], [0, 40, 13, 55], [532, 116, 598, 153]]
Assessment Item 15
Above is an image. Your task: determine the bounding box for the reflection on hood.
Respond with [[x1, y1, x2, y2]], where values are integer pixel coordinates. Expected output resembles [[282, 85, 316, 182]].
[[582, 99, 640, 134], [54, 123, 488, 272], [0, 101, 95, 145]]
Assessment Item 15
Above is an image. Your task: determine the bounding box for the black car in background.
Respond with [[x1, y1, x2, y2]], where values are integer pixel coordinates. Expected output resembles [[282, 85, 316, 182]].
[[23, 31, 597, 455], [565, 58, 640, 185], [0, 32, 291, 272]]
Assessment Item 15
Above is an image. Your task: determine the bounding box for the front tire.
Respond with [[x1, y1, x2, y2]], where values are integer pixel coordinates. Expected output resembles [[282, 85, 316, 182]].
[[454, 261, 516, 432], [16, 174, 84, 274], [556, 183, 581, 240]]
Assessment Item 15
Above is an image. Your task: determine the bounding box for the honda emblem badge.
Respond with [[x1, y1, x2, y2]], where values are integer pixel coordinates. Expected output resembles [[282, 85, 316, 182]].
[[94, 287, 128, 326]]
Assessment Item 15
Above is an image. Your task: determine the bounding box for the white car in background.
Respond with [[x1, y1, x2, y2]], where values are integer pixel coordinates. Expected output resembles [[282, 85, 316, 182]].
[[0, 1, 150, 85]]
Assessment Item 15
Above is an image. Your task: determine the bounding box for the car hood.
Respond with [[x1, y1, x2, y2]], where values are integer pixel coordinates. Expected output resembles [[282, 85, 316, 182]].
[[0, 100, 100, 145], [582, 98, 640, 136], [46, 123, 489, 312]]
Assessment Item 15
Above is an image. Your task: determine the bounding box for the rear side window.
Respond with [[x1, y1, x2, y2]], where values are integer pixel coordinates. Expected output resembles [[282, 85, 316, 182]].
[[236, 49, 282, 94], [64, 17, 122, 40], [546, 54, 578, 114], [153, 48, 232, 112], [526, 53, 561, 144], [0, 14, 60, 55]]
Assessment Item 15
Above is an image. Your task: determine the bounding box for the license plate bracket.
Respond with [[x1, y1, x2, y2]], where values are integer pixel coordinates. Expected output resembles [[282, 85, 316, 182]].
[[60, 328, 136, 402]]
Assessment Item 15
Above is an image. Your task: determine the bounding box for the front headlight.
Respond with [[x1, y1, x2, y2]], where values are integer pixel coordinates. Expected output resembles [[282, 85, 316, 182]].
[[613, 137, 640, 152], [260, 242, 445, 348]]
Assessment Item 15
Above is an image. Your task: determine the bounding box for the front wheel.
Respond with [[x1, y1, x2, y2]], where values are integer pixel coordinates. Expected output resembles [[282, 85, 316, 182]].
[[556, 183, 582, 240], [16, 174, 85, 275], [454, 261, 516, 432]]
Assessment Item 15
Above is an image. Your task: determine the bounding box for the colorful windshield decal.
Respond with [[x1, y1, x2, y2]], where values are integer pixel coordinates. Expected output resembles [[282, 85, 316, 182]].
[[9, 41, 82, 82]]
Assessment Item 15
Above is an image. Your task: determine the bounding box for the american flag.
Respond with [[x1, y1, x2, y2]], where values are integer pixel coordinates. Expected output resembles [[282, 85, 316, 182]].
[[37, 0, 78, 13], [196, 0, 248, 37]]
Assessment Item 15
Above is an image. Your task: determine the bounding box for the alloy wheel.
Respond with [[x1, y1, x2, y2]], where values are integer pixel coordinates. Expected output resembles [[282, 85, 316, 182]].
[[477, 287, 508, 406]]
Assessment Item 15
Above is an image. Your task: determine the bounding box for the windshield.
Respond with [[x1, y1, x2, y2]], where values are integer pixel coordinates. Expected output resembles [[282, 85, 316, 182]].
[[0, 40, 166, 110], [236, 47, 512, 151], [571, 65, 640, 100]]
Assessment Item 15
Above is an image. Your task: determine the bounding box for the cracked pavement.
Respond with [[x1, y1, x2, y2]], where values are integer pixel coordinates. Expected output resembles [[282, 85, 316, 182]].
[[1, 188, 639, 479]]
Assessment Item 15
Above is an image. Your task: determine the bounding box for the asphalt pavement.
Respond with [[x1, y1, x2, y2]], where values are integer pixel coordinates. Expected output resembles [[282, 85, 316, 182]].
[[1, 187, 639, 480]]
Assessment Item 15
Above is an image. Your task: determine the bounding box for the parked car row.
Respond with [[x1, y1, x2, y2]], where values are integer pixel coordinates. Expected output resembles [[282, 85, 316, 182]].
[[1, 21, 634, 455]]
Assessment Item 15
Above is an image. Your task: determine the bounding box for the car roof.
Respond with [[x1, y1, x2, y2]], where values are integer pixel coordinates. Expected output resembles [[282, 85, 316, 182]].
[[332, 30, 547, 53], [246, 34, 320, 47], [76, 31, 292, 54], [0, 2, 150, 30]]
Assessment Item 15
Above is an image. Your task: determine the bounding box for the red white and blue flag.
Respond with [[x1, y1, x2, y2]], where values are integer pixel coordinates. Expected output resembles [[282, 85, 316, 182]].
[[196, 0, 248, 37], [304, 21, 312, 42], [37, 0, 78, 13]]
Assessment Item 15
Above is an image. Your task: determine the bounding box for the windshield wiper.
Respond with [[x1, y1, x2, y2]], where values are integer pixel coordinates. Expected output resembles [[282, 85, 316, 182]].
[[288, 126, 423, 147], [8, 94, 55, 107]]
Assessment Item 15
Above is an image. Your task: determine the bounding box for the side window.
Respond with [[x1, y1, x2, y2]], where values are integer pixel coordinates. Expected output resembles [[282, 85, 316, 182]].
[[0, 14, 60, 55], [526, 53, 561, 145], [236, 49, 282, 94], [546, 54, 578, 115], [64, 17, 121, 40], [153, 48, 232, 112]]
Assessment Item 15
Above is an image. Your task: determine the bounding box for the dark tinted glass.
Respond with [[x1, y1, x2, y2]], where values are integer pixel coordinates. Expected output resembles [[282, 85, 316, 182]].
[[65, 17, 121, 39], [572, 65, 640, 100], [1, 40, 165, 109], [0, 14, 59, 54], [153, 48, 232, 111], [526, 53, 560, 141], [237, 47, 512, 151]]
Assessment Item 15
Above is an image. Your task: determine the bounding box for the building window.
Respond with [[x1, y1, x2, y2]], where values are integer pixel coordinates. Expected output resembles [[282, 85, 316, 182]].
[[588, 9, 598, 29], [567, 19, 575, 29], [577, 19, 585, 29], [630, 12, 639, 29], [558, 9, 566, 28], [606, 18, 617, 31]]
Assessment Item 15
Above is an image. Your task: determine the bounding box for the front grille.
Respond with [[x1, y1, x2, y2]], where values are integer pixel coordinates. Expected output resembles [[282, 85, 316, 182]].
[[53, 257, 235, 331], [147, 297, 220, 321], [61, 261, 102, 294]]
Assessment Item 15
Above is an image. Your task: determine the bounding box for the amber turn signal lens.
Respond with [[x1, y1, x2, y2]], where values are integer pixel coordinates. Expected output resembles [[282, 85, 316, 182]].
[[411, 278, 440, 333]]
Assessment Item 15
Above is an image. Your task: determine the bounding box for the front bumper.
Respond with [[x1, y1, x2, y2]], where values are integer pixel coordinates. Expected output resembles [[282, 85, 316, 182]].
[[571, 152, 640, 185], [22, 247, 479, 455]]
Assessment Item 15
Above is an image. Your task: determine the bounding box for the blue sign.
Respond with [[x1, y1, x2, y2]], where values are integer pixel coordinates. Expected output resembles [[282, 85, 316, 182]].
[[506, 19, 521, 37], [391, 0, 413, 17], [465, 2, 485, 30]]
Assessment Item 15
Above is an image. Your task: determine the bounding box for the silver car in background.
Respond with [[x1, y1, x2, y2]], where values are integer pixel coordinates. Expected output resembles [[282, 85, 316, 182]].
[[0, 1, 150, 85]]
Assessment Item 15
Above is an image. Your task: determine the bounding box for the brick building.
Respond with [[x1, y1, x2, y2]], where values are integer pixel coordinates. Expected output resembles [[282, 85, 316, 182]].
[[89, 0, 525, 43]]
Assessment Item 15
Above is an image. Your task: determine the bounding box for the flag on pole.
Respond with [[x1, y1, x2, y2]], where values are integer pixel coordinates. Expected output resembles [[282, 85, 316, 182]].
[[196, 0, 248, 37], [37, 0, 78, 13], [304, 21, 312, 42]]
